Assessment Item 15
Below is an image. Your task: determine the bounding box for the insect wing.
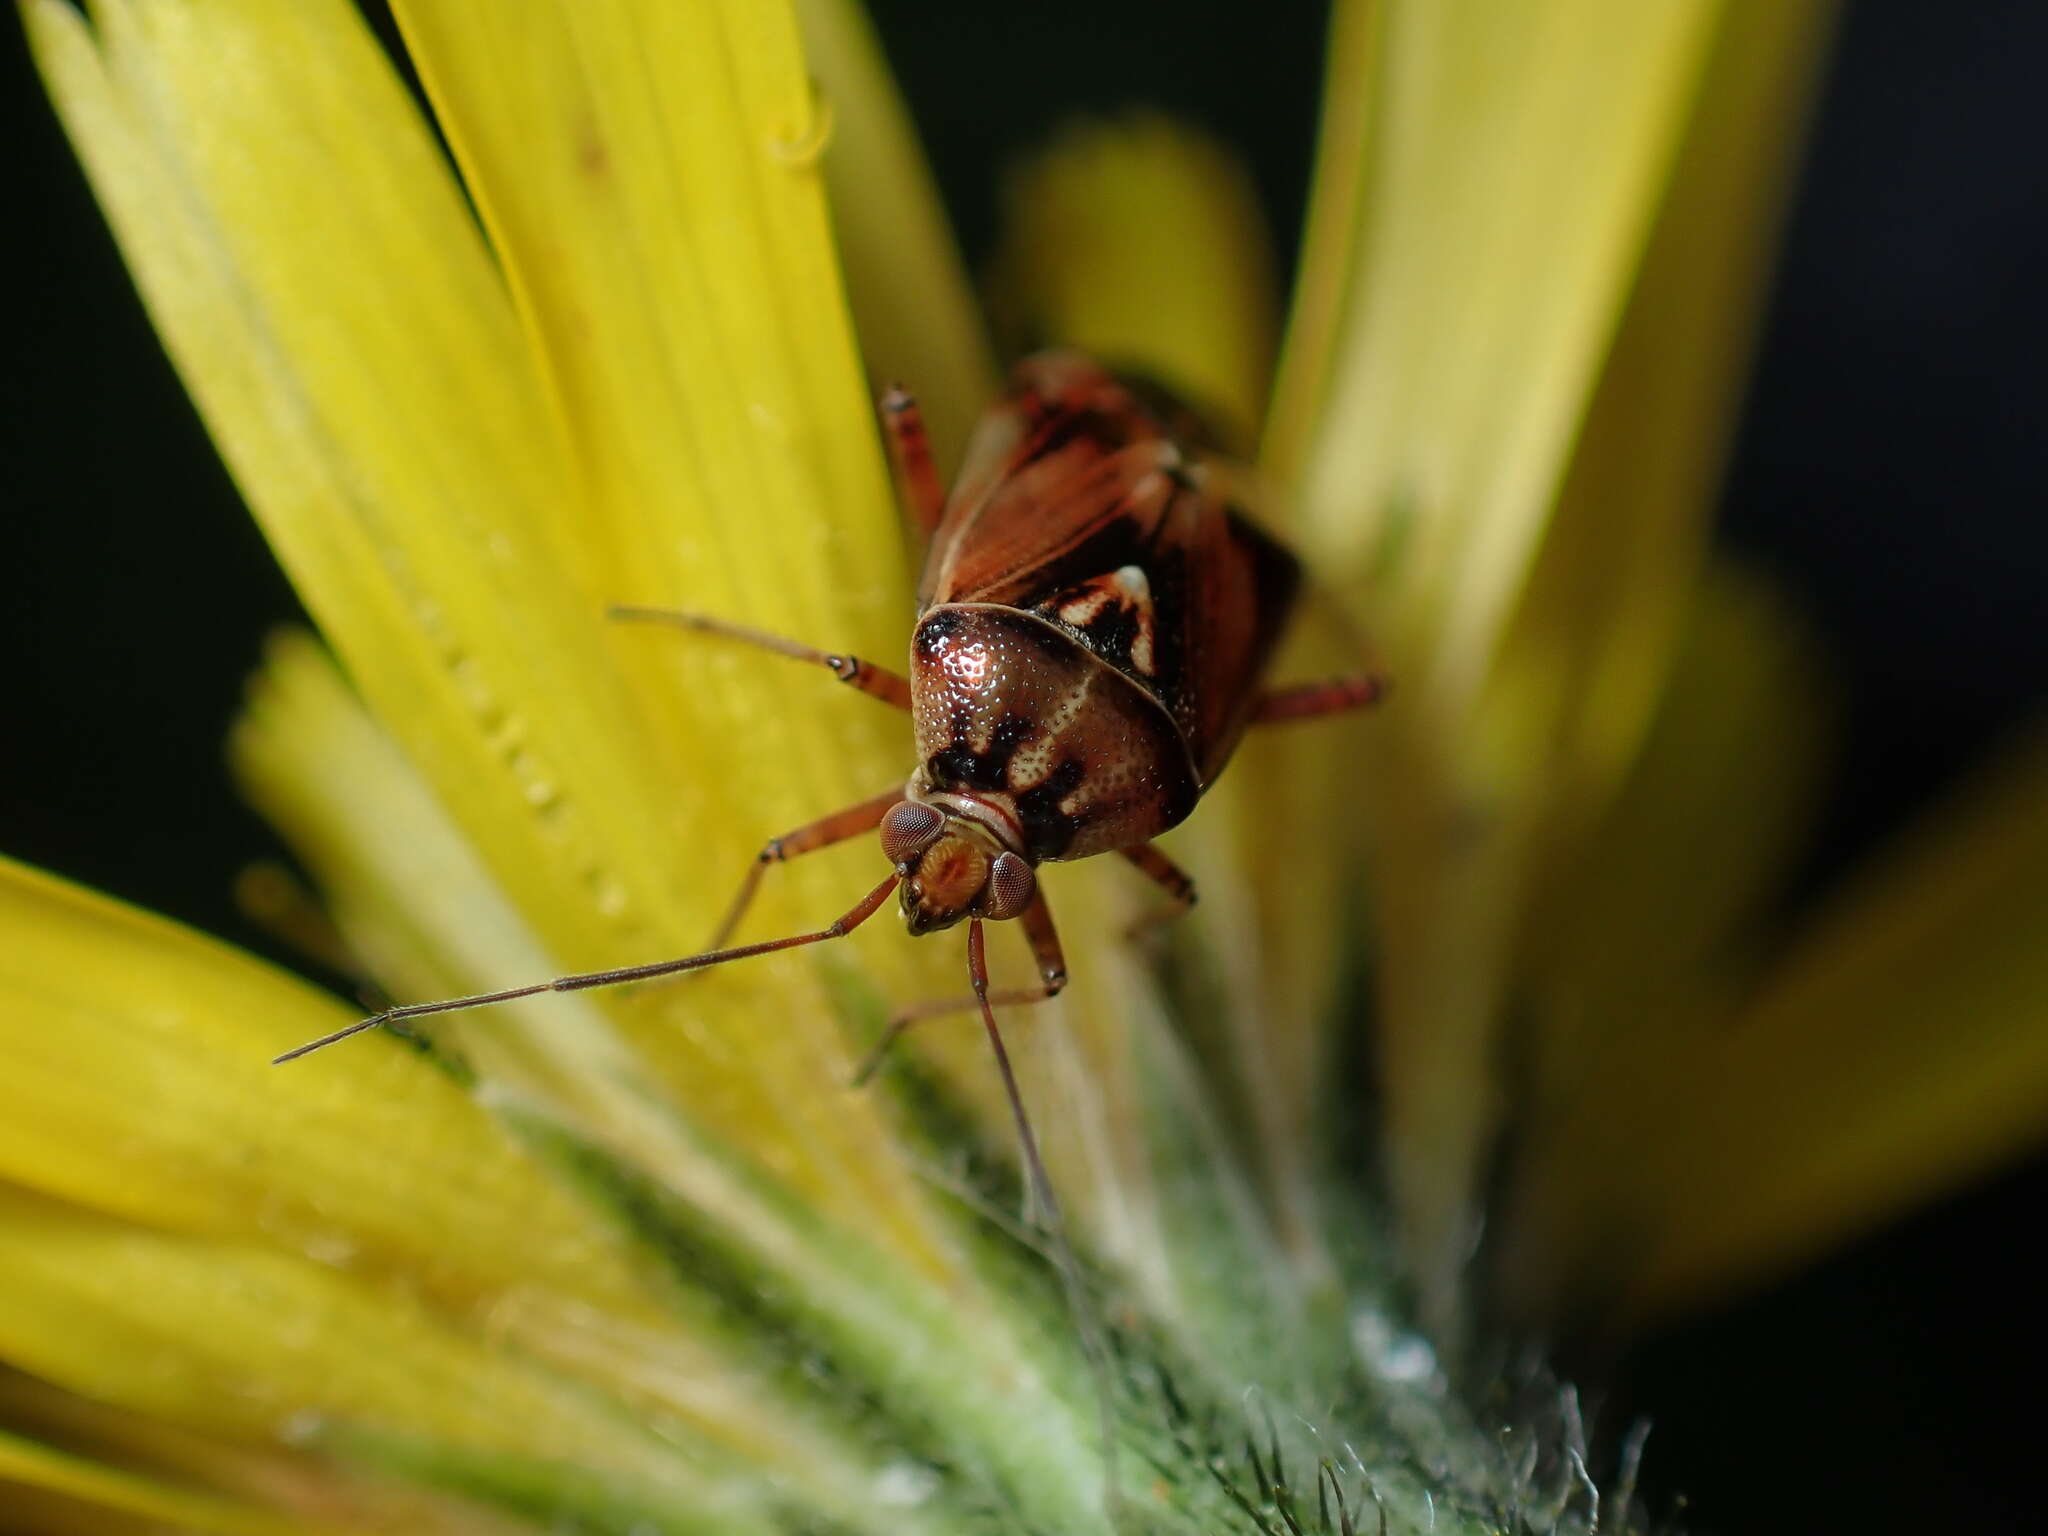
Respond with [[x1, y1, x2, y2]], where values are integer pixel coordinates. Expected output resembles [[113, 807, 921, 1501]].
[[1163, 480, 1300, 780], [921, 354, 1298, 782], [918, 352, 1164, 603]]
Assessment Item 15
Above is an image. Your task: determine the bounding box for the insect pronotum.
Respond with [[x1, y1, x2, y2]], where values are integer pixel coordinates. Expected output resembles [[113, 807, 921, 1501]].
[[274, 352, 1384, 1375]]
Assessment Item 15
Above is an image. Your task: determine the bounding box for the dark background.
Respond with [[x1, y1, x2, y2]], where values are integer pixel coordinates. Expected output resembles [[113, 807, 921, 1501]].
[[7, 2, 2045, 1530]]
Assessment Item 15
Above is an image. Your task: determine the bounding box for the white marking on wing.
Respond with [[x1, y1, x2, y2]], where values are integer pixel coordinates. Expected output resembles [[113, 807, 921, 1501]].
[[1115, 565, 1159, 677]]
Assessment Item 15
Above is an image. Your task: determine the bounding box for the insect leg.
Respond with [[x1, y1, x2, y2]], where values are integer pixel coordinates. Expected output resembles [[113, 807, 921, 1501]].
[[851, 890, 1066, 1086], [608, 605, 912, 710], [965, 915, 1120, 1493], [273, 871, 902, 1064], [1250, 673, 1389, 724], [1118, 843, 1198, 932], [708, 787, 903, 951], [880, 385, 946, 542]]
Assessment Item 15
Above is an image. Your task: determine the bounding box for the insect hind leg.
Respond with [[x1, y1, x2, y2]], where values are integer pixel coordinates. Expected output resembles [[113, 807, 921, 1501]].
[[1250, 672, 1389, 724], [963, 915, 1121, 1494], [1117, 842, 1197, 939]]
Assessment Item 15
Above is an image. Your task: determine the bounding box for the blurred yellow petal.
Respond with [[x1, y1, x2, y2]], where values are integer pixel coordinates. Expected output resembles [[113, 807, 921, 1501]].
[[0, 1193, 767, 1534], [0, 851, 960, 1520], [1258, 0, 1379, 496], [0, 856, 658, 1322], [0, 1428, 316, 1536], [1268, 0, 1834, 1313], [1272, 0, 1722, 685], [1520, 567, 1835, 1117], [1527, 724, 2048, 1328], [0, 1369, 529, 1536], [1494, 567, 1834, 1318], [989, 116, 1280, 446], [1165, 596, 1382, 1286], [1491, 0, 1835, 813], [793, 0, 997, 472]]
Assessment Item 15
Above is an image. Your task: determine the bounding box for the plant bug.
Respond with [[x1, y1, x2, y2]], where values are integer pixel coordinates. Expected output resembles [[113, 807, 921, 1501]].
[[274, 352, 1384, 1253]]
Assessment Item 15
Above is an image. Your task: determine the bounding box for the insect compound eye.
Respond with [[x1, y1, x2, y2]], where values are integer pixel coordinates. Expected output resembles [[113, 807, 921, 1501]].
[[981, 852, 1036, 921], [878, 800, 945, 866]]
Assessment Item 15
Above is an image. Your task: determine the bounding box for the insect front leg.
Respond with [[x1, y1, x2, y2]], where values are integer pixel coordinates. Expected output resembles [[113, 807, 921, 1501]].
[[607, 605, 913, 710], [880, 385, 946, 543], [1250, 672, 1389, 724], [707, 788, 905, 951], [851, 890, 1067, 1086]]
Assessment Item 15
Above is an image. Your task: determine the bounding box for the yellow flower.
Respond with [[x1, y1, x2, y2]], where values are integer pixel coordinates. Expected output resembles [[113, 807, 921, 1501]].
[[11, 1, 2047, 1532]]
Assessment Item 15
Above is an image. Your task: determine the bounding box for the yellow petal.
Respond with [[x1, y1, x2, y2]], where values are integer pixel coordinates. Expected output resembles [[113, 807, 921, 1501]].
[[792, 0, 998, 472], [1271, 0, 1725, 690], [1454, 0, 1836, 1315], [34, 0, 1148, 1321], [22, 0, 687, 1030], [1528, 724, 2048, 1328], [1168, 596, 1385, 1285], [387, 0, 911, 682], [0, 1371, 527, 1536], [231, 630, 646, 1104], [1493, 567, 1834, 1318], [1267, 0, 1835, 1312], [0, 1193, 767, 1533], [1271, 4, 1738, 1308], [1518, 567, 1834, 1118], [0, 856, 658, 1323], [27, 0, 969, 1286], [989, 116, 1280, 447], [0, 846, 1024, 1527], [0, 862, 891, 1487], [0, 1427, 316, 1536], [1485, 0, 1838, 824]]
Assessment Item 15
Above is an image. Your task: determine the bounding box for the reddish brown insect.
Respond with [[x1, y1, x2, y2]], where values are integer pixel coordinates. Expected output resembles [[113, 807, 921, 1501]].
[[275, 353, 1383, 1214]]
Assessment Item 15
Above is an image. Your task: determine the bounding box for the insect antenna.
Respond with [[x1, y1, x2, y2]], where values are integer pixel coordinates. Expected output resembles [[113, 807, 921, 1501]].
[[966, 918, 1124, 1509], [271, 870, 903, 1064]]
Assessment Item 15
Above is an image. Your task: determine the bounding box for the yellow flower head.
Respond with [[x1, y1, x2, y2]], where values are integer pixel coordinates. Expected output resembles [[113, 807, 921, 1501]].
[[11, 1, 2048, 1533]]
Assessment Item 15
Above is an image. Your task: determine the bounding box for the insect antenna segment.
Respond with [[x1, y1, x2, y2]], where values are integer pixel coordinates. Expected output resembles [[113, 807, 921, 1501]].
[[269, 870, 903, 1065]]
